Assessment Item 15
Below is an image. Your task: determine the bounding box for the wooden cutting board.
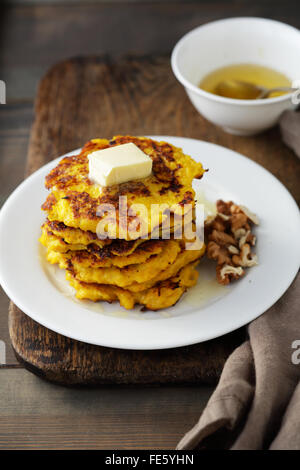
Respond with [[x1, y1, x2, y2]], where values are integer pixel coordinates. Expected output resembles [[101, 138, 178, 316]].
[[9, 56, 298, 386]]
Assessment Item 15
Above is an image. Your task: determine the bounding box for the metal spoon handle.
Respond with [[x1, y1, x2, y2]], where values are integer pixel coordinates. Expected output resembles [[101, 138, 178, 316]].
[[259, 86, 297, 99]]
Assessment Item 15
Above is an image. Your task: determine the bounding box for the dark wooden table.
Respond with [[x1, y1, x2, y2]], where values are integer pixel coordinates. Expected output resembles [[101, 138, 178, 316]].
[[0, 0, 299, 450]]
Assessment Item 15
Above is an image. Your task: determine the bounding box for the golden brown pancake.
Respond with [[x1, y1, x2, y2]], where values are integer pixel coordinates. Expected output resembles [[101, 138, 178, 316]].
[[66, 261, 200, 310], [47, 239, 181, 286], [40, 222, 146, 255], [46, 239, 205, 293], [42, 231, 165, 268], [43, 219, 112, 248], [42, 136, 205, 239]]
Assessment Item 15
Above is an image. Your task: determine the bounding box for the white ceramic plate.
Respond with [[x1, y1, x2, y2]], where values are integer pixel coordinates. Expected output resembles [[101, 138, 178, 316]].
[[0, 136, 299, 350]]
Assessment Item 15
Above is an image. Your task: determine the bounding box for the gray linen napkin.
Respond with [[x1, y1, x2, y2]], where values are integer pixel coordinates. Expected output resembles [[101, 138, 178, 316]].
[[177, 274, 300, 450]]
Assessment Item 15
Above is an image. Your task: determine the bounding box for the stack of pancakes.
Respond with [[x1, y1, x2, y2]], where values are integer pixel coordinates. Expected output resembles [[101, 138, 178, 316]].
[[40, 136, 206, 310]]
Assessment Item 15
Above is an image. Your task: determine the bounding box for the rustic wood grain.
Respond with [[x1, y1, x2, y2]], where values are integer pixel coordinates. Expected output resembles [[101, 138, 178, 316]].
[[8, 55, 299, 385], [0, 368, 213, 450], [0, 103, 34, 365]]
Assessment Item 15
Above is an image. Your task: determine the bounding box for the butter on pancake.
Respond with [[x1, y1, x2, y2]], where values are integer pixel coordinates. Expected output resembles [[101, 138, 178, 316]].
[[88, 142, 152, 187]]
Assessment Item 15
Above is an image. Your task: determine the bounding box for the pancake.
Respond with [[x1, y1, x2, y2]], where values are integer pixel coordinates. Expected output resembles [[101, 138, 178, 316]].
[[66, 261, 200, 310], [42, 209, 194, 251], [46, 239, 205, 293], [40, 223, 146, 255], [121, 243, 205, 293], [40, 226, 89, 253], [42, 136, 205, 239], [47, 239, 181, 287], [43, 234, 165, 268], [43, 219, 112, 248]]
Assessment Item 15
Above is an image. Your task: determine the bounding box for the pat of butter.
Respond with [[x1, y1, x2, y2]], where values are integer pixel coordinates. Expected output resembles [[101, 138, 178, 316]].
[[88, 143, 152, 187]]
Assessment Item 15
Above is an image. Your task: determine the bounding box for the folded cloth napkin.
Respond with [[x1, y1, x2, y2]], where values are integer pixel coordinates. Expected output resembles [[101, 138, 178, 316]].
[[279, 109, 300, 159], [177, 273, 300, 450]]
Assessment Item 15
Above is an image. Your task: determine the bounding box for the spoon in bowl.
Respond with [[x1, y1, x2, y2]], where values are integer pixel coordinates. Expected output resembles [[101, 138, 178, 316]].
[[215, 80, 295, 100]]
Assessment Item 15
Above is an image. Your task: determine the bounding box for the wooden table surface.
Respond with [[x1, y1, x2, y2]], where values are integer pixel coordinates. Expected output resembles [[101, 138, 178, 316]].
[[0, 1, 299, 450]]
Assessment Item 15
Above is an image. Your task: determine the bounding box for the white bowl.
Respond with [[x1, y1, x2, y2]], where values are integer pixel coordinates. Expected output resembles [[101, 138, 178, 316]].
[[171, 17, 300, 136]]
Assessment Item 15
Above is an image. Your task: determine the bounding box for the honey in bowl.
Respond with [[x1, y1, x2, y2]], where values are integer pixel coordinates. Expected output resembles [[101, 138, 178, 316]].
[[199, 63, 291, 99]]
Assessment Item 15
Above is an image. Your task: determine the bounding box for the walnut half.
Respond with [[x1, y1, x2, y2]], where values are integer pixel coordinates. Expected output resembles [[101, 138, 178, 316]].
[[217, 265, 244, 285]]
